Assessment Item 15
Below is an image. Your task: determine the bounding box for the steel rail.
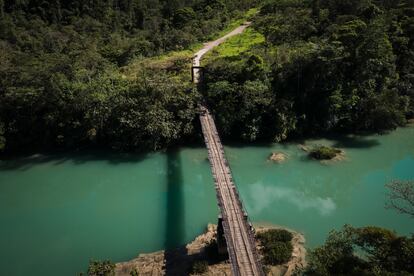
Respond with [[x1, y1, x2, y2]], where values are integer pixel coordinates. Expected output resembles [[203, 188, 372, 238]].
[[199, 106, 264, 276]]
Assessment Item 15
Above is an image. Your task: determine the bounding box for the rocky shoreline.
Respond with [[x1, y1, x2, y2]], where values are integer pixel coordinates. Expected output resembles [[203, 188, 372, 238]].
[[115, 224, 306, 276]]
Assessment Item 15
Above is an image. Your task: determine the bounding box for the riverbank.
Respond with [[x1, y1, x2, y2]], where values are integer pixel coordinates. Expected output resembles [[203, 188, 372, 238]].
[[115, 224, 306, 276]]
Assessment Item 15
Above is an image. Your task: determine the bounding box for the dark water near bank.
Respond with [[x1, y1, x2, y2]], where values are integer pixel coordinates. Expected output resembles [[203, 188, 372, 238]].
[[1, 127, 413, 276]]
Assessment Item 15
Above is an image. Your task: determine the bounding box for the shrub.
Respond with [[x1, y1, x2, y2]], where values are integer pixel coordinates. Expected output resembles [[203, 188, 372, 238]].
[[130, 268, 139, 276], [257, 229, 294, 265], [310, 146, 341, 160], [257, 229, 293, 244], [191, 260, 208, 274], [263, 241, 293, 265], [87, 260, 115, 276]]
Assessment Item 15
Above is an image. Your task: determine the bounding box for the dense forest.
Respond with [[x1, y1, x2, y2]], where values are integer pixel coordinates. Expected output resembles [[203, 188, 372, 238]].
[[1, 0, 414, 153], [306, 225, 414, 275], [0, 0, 256, 152], [204, 0, 414, 142]]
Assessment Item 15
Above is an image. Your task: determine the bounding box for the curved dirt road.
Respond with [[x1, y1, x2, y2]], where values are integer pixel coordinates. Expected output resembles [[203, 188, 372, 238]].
[[192, 22, 251, 82]]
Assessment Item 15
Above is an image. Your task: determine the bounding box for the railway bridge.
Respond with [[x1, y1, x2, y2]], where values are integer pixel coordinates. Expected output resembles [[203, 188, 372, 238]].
[[192, 23, 265, 275]]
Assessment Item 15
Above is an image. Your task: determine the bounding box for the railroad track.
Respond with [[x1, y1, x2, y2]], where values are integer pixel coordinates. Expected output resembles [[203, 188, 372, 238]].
[[192, 22, 264, 276], [199, 106, 264, 276]]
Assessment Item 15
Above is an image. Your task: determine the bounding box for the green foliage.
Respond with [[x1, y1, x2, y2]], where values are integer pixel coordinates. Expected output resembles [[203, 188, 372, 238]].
[[306, 225, 414, 275], [206, 78, 275, 141], [104, 75, 199, 151], [87, 260, 115, 276], [129, 268, 139, 276], [203, 0, 414, 142], [310, 146, 341, 160], [2, 0, 413, 152], [204, 28, 265, 61], [257, 229, 293, 265], [173, 7, 196, 28], [0, 0, 258, 153], [257, 229, 293, 244], [263, 242, 293, 265], [191, 260, 208, 274], [205, 52, 300, 142]]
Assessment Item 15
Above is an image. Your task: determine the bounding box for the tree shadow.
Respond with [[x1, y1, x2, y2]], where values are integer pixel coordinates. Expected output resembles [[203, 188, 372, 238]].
[[220, 133, 381, 152], [223, 140, 275, 149], [0, 150, 148, 172], [330, 134, 381, 149]]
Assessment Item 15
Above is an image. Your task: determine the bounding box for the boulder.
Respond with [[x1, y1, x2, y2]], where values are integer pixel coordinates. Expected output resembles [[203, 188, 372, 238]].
[[269, 152, 287, 163]]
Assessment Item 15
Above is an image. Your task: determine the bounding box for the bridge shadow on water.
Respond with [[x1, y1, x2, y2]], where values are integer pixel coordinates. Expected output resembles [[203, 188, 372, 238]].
[[163, 149, 225, 275], [164, 148, 190, 276]]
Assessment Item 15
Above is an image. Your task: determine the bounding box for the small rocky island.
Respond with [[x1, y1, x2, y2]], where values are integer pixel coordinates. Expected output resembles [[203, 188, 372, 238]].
[[268, 152, 288, 163], [308, 146, 345, 162], [114, 224, 306, 276]]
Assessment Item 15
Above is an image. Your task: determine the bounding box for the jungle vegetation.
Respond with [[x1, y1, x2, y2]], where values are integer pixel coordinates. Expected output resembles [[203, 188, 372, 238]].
[[1, 0, 413, 153], [0, 0, 257, 152], [204, 0, 414, 142]]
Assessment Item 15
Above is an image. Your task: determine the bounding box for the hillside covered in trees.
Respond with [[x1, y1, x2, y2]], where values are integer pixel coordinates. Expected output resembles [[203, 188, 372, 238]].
[[204, 0, 414, 142], [1, 0, 414, 153], [0, 0, 257, 152]]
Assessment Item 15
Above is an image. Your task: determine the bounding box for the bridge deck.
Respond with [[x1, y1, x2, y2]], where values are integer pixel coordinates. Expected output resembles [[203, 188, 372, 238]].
[[199, 106, 264, 276], [192, 23, 264, 275]]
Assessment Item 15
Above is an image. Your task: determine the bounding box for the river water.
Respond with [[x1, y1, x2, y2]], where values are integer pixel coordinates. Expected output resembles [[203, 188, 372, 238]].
[[1, 126, 413, 276]]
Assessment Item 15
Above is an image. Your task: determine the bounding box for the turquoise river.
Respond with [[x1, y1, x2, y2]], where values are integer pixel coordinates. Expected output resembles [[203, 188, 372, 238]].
[[1, 126, 414, 276]]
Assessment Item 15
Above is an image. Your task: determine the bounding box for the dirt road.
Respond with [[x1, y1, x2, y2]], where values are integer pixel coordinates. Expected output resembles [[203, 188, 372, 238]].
[[192, 22, 251, 82]]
